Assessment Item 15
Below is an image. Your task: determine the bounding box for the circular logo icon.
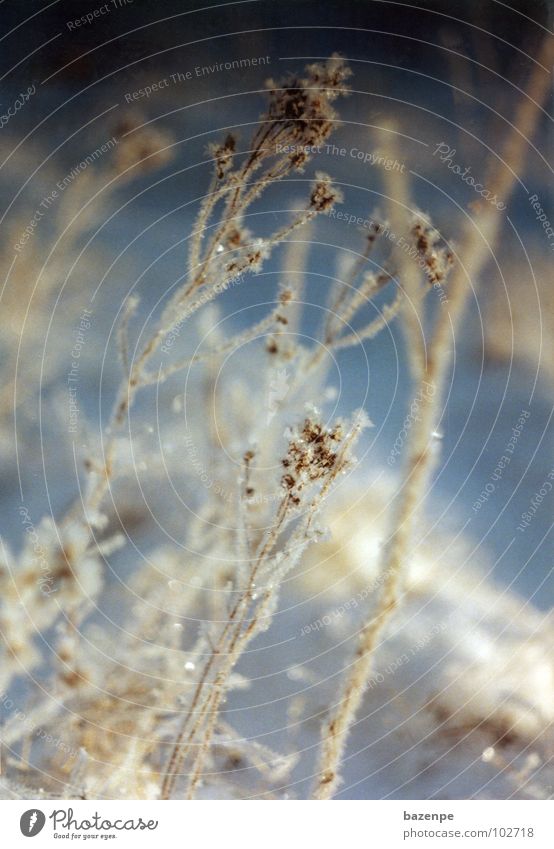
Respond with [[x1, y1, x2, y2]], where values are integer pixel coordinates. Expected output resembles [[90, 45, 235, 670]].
[[20, 809, 46, 837]]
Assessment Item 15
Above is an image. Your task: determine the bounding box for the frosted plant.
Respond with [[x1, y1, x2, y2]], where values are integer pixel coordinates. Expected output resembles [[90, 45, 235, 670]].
[[312, 36, 554, 799], [1, 56, 378, 799], [0, 115, 174, 463], [0, 43, 552, 802]]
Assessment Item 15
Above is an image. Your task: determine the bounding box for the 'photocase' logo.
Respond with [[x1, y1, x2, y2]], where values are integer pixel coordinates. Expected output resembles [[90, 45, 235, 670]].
[[20, 809, 46, 837]]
